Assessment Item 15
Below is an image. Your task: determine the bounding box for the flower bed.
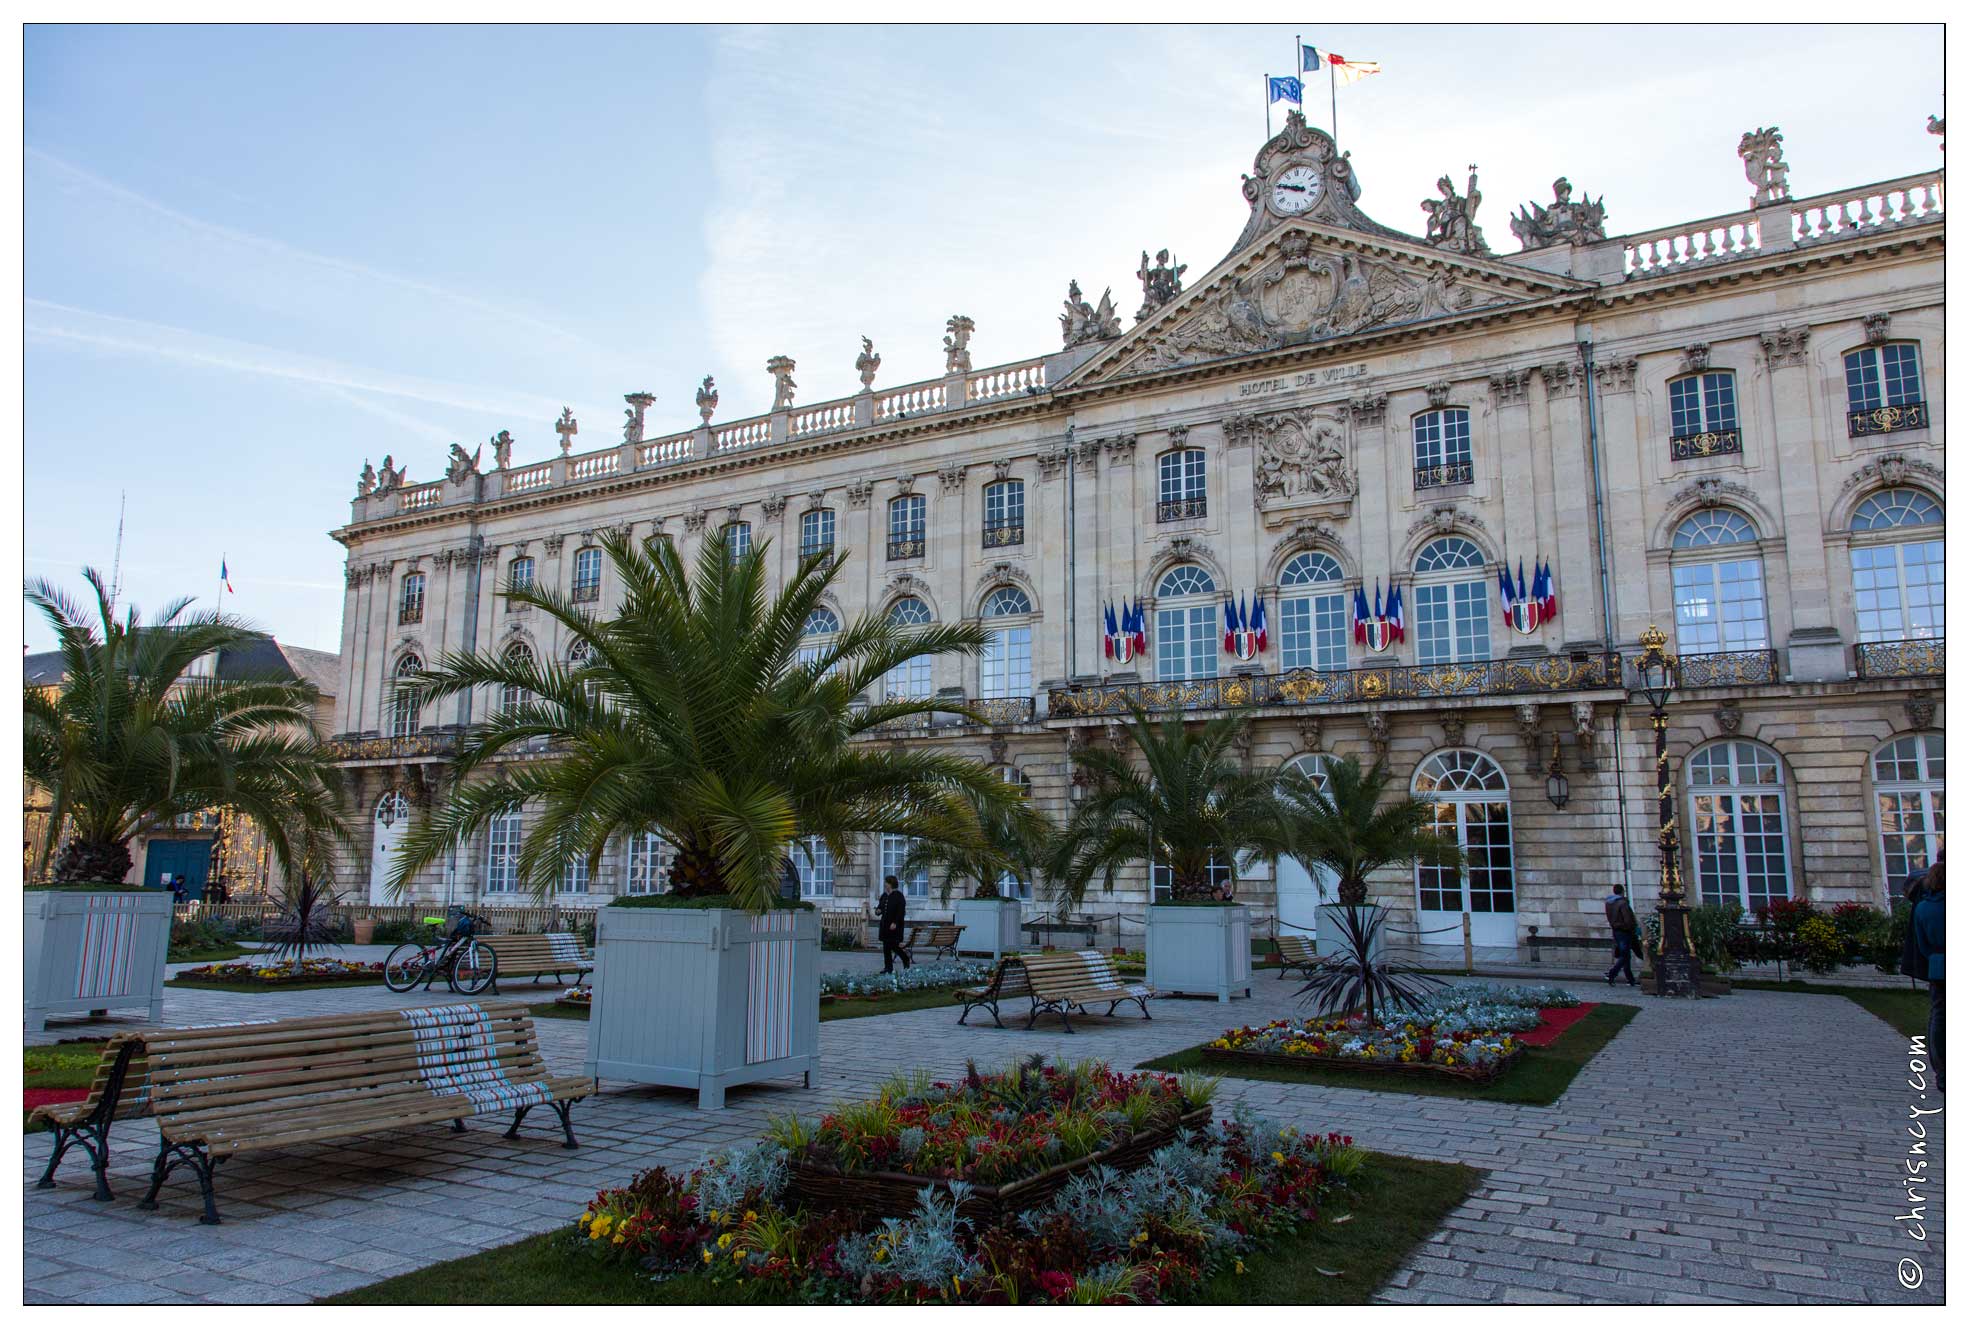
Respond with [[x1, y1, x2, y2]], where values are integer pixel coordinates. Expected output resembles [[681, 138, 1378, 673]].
[[570, 1061, 1366, 1304], [1206, 1016, 1522, 1083], [819, 959, 994, 999], [777, 1057, 1212, 1225], [171, 958, 385, 987], [1389, 983, 1582, 1035], [557, 986, 592, 1007]]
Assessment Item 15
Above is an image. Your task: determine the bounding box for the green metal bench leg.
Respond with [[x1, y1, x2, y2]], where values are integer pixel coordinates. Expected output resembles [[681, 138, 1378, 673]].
[[38, 1040, 136, 1201], [139, 1140, 223, 1223], [553, 1099, 579, 1149], [452, 1118, 467, 1133], [504, 1106, 532, 1139]]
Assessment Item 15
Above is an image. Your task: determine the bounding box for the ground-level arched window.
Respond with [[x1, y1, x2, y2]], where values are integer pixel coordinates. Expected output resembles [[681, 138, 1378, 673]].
[[1687, 740, 1792, 915], [1671, 509, 1769, 654], [1278, 552, 1348, 671], [794, 836, 834, 897], [994, 766, 1034, 899], [390, 653, 423, 737], [882, 597, 934, 699], [625, 831, 672, 895], [1276, 754, 1336, 937], [1413, 749, 1516, 946], [1412, 538, 1490, 665], [1154, 563, 1218, 681], [1873, 733, 1944, 890], [1850, 488, 1944, 643], [880, 833, 929, 898], [798, 606, 840, 670], [980, 586, 1033, 699], [485, 809, 524, 893]]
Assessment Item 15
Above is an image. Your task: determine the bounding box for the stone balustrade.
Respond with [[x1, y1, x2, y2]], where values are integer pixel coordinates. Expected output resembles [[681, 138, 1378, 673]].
[[1621, 212, 1764, 276], [398, 482, 442, 512], [1790, 172, 1944, 243], [1621, 168, 1943, 277], [967, 360, 1047, 403], [506, 460, 554, 493], [875, 380, 947, 420], [791, 399, 858, 437], [568, 451, 619, 482], [638, 432, 693, 466], [714, 417, 773, 452]]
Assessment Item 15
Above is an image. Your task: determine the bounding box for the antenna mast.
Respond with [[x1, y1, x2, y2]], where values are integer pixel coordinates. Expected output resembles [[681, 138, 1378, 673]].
[[109, 490, 127, 607]]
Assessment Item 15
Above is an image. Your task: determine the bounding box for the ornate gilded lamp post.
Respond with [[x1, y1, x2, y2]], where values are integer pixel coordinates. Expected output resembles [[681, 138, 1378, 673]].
[[1635, 626, 1698, 997]]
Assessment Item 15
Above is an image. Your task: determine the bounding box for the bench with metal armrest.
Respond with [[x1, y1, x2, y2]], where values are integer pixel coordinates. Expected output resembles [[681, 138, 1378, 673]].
[[483, 932, 593, 992]]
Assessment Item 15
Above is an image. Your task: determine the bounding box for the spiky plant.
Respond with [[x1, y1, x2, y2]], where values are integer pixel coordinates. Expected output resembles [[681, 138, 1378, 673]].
[[390, 528, 1017, 911], [22, 568, 347, 884], [901, 786, 1053, 903], [262, 873, 345, 973], [1047, 705, 1288, 907]]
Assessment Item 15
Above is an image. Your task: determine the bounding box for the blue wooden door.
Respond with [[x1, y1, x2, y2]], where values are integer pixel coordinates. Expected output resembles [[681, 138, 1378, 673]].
[[144, 839, 213, 898]]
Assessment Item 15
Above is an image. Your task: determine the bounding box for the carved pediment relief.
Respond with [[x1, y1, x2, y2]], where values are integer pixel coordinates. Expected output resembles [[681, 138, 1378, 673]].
[[1224, 406, 1356, 514]]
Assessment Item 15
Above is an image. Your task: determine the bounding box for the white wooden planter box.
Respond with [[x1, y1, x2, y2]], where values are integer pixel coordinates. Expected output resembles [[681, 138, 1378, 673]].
[[584, 905, 819, 1110], [952, 897, 1023, 960], [1146, 902, 1252, 1003], [25, 888, 172, 1032]]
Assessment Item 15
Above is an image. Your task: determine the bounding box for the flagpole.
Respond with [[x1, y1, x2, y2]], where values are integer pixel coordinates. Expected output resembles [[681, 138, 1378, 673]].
[[1265, 73, 1272, 139], [1330, 53, 1339, 143], [217, 553, 226, 618]]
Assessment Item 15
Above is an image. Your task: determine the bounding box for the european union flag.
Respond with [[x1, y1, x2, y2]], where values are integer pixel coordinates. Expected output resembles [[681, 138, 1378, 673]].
[[1268, 76, 1303, 105]]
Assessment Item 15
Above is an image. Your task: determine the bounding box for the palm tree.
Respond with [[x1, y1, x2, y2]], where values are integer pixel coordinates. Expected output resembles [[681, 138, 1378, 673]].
[[22, 569, 347, 884], [1274, 753, 1462, 1023], [390, 529, 1017, 912], [901, 787, 1053, 904], [1048, 706, 1288, 908]]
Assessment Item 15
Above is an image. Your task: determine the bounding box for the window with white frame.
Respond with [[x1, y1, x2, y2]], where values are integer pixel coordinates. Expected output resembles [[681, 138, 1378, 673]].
[[799, 508, 835, 559], [390, 653, 423, 737], [1844, 342, 1924, 413], [499, 642, 534, 713], [1278, 551, 1348, 671], [723, 521, 752, 564], [1154, 563, 1218, 681], [1850, 489, 1944, 643], [983, 479, 1025, 548], [571, 547, 602, 602], [793, 836, 834, 897], [485, 810, 524, 893], [399, 572, 425, 624], [888, 495, 926, 560], [980, 586, 1033, 699], [1669, 370, 1739, 439], [798, 606, 841, 671], [1687, 740, 1792, 915], [1156, 449, 1207, 522], [1411, 408, 1473, 489], [559, 850, 589, 895], [881, 597, 934, 698], [993, 766, 1035, 898], [625, 831, 672, 895], [1873, 733, 1944, 889], [1413, 749, 1515, 918], [880, 834, 929, 898], [1151, 857, 1232, 895], [1670, 510, 1770, 655], [507, 556, 534, 601], [1412, 538, 1490, 665], [568, 639, 601, 708]]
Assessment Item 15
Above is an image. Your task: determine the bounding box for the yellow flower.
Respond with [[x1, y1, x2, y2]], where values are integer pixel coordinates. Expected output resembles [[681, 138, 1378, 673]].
[[1235, 1260, 1246, 1275], [613, 1234, 626, 1246], [1271, 1151, 1285, 1164], [702, 1248, 714, 1264], [744, 1210, 757, 1222], [717, 1233, 734, 1249]]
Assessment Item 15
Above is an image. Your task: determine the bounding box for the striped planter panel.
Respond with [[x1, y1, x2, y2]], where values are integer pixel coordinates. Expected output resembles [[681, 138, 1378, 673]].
[[745, 912, 797, 1064], [75, 896, 140, 999]]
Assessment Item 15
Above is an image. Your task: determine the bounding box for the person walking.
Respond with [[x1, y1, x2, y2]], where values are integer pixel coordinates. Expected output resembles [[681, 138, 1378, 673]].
[[878, 875, 912, 974], [1604, 883, 1640, 987], [1910, 852, 1944, 1093]]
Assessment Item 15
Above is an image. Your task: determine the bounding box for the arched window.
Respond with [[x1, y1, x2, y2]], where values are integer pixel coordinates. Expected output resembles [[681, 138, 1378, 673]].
[[723, 521, 752, 565], [1278, 552, 1348, 671], [506, 557, 534, 608], [1276, 754, 1336, 937], [798, 606, 841, 670], [1873, 734, 1944, 889], [390, 653, 422, 738], [1413, 750, 1516, 946], [571, 547, 602, 602], [500, 643, 535, 713], [800, 508, 835, 559], [1157, 448, 1207, 522], [1670, 510, 1769, 655], [793, 836, 833, 898], [1687, 740, 1792, 915], [1412, 407, 1473, 489], [1668, 369, 1740, 458], [888, 495, 926, 560], [560, 851, 589, 896], [568, 639, 601, 708], [882, 597, 934, 699], [994, 766, 1034, 898], [984, 479, 1025, 549], [1154, 564, 1218, 681], [625, 831, 672, 895], [1412, 538, 1490, 665], [1850, 489, 1944, 643], [398, 572, 425, 625], [1844, 342, 1926, 434], [980, 586, 1033, 699], [485, 809, 523, 894], [880, 834, 929, 898]]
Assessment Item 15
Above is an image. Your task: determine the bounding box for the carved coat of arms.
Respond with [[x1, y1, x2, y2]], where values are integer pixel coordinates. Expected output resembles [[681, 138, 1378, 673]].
[[1225, 407, 1357, 511]]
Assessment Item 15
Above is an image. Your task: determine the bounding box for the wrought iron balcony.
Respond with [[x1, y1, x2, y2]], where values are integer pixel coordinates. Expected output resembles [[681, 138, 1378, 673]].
[[968, 696, 1036, 726], [887, 535, 926, 561], [1669, 428, 1743, 461], [1855, 637, 1944, 679], [325, 730, 463, 762], [571, 581, 600, 603], [398, 605, 423, 625], [982, 521, 1024, 549], [798, 538, 835, 559], [1673, 649, 1780, 688], [854, 695, 1037, 735], [1414, 460, 1473, 490], [1046, 654, 1621, 719], [1847, 400, 1928, 438], [1156, 497, 1207, 523]]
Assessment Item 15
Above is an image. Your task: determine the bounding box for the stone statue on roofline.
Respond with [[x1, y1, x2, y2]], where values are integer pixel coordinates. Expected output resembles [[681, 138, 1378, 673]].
[[1509, 177, 1608, 250], [554, 408, 577, 458], [1060, 279, 1122, 347], [943, 316, 975, 373], [696, 376, 719, 423], [373, 455, 405, 494], [1738, 127, 1791, 206], [1134, 249, 1187, 322], [445, 441, 482, 483], [490, 429, 513, 470], [856, 337, 881, 390], [1421, 166, 1488, 255], [767, 356, 797, 410], [358, 460, 377, 497]]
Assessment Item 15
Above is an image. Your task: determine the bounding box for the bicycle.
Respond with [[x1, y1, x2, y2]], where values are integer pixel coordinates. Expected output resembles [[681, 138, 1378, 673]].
[[383, 909, 498, 995]]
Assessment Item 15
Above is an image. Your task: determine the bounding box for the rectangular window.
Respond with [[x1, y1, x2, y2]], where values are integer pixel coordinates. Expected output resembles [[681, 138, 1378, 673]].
[[723, 522, 752, 564], [508, 558, 533, 592], [882, 656, 933, 699], [625, 833, 671, 895], [1150, 858, 1232, 895], [398, 573, 425, 625], [799, 509, 835, 558], [1155, 604, 1218, 681], [485, 813, 523, 893], [795, 836, 833, 897], [1672, 559, 1770, 654], [1414, 581, 1490, 664], [560, 855, 588, 895], [1853, 540, 1946, 643], [981, 626, 1032, 699], [1412, 408, 1473, 489], [1156, 450, 1207, 522], [1280, 592, 1348, 671], [881, 834, 929, 898], [1845, 343, 1924, 414], [983, 480, 1025, 548], [1669, 372, 1740, 458], [572, 547, 602, 602], [887, 495, 926, 560]]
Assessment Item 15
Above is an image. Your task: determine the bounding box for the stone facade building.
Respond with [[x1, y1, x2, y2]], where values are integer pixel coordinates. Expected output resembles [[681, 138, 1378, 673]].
[[327, 113, 1944, 955]]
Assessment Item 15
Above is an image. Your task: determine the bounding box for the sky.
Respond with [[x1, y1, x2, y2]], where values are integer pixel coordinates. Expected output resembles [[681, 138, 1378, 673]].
[[22, 22, 1944, 658]]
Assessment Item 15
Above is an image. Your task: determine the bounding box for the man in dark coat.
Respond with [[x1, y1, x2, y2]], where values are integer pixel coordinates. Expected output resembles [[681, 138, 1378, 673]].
[[1910, 853, 1944, 1093], [877, 875, 912, 974], [1604, 883, 1640, 987]]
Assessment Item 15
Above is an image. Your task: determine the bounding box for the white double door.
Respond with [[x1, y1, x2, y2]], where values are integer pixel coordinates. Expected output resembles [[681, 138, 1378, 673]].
[[369, 791, 409, 905]]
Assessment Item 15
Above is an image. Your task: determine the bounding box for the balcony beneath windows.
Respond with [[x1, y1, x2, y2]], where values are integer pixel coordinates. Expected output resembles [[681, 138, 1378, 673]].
[[571, 584, 600, 603], [1414, 461, 1473, 490], [1855, 637, 1944, 680], [854, 695, 1037, 735], [398, 608, 422, 625], [1156, 497, 1207, 523], [1046, 654, 1622, 719], [1847, 400, 1929, 438], [325, 729, 463, 763], [887, 535, 925, 561], [982, 521, 1024, 549], [1669, 429, 1742, 462], [798, 540, 834, 559], [1673, 649, 1780, 688]]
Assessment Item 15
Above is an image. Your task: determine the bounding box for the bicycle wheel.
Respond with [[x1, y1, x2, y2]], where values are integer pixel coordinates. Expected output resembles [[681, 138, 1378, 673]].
[[451, 939, 497, 995], [384, 943, 431, 993]]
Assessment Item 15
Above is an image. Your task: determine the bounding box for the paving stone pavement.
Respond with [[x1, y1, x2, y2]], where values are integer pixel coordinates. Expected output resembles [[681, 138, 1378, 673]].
[[22, 969, 1945, 1305]]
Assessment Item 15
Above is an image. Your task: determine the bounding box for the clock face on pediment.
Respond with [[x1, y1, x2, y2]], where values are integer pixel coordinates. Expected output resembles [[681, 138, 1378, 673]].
[[1270, 164, 1323, 215]]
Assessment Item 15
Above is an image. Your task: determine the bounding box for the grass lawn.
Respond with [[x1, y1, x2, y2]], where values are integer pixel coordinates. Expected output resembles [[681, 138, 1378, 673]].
[[529, 986, 972, 1025], [25, 1039, 110, 1132], [322, 1149, 1477, 1305], [167, 943, 249, 965], [1139, 1003, 1640, 1108], [1730, 978, 1931, 1038]]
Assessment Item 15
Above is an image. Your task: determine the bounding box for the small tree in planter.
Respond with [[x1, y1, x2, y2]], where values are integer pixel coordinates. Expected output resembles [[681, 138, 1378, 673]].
[[903, 790, 1052, 958], [1274, 755, 1461, 1025]]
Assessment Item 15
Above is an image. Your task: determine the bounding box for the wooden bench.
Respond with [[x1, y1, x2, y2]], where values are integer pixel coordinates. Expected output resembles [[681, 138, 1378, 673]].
[[483, 932, 593, 993], [31, 1033, 151, 1202], [905, 922, 964, 961], [954, 957, 1033, 1027], [1019, 950, 1154, 1033], [1271, 934, 1325, 980], [819, 910, 868, 945], [135, 1003, 593, 1223], [1023, 919, 1097, 948], [1524, 926, 1616, 963]]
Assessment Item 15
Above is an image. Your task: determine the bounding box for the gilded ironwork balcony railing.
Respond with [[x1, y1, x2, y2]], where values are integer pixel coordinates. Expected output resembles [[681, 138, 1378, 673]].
[[887, 535, 926, 561], [1156, 497, 1208, 523], [1855, 637, 1944, 679], [1047, 654, 1621, 719], [798, 538, 834, 559], [398, 604, 423, 625], [968, 696, 1037, 726], [1669, 428, 1743, 461], [857, 695, 1037, 734], [325, 730, 463, 762], [1414, 460, 1473, 490], [982, 521, 1024, 549], [1847, 400, 1928, 438], [571, 581, 600, 603], [1673, 648, 1780, 688]]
